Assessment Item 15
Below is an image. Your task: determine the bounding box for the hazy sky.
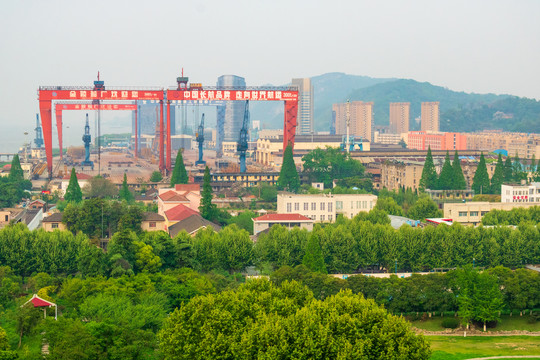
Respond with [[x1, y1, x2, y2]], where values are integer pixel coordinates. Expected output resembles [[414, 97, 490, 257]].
[[0, 0, 539, 152]]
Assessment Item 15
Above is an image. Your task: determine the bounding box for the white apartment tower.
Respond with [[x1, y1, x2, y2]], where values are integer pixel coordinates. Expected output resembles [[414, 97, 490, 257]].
[[292, 78, 314, 135]]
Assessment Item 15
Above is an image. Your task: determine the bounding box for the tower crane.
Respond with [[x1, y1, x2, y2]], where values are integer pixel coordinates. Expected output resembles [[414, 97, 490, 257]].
[[81, 113, 94, 169], [34, 114, 44, 148], [195, 113, 206, 166], [237, 101, 249, 173]]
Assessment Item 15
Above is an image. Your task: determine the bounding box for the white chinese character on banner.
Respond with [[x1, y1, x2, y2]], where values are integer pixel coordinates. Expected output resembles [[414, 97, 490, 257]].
[[244, 91, 250, 99], [192, 91, 199, 99], [208, 91, 215, 99], [111, 91, 118, 98], [75, 105, 80, 109], [100, 91, 108, 98], [121, 91, 128, 98], [132, 91, 138, 98], [90, 91, 97, 98], [235, 91, 243, 100], [80, 105, 86, 109], [252, 91, 258, 100], [200, 91, 207, 99], [224, 91, 231, 100], [80, 91, 87, 98], [259, 91, 266, 100], [275, 91, 282, 99], [70, 91, 76, 98], [216, 91, 222, 99], [184, 91, 190, 99], [267, 91, 274, 99]]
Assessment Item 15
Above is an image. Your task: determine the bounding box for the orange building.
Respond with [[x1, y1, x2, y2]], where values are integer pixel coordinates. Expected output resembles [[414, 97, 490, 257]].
[[407, 131, 467, 151], [333, 101, 374, 141]]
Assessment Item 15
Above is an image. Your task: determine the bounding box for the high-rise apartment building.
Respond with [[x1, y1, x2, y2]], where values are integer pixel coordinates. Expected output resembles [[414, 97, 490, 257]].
[[291, 78, 314, 135], [389, 102, 410, 134], [216, 75, 246, 154], [333, 101, 374, 141], [421, 102, 439, 132]]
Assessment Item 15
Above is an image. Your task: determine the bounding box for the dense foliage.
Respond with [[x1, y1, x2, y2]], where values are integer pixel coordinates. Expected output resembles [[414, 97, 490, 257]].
[[277, 144, 300, 192], [302, 147, 365, 188], [159, 279, 431, 359], [482, 206, 540, 226], [64, 168, 83, 203], [0, 155, 32, 208], [170, 150, 188, 186]]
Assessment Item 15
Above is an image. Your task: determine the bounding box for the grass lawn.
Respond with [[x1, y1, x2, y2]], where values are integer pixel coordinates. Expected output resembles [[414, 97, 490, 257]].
[[411, 314, 540, 332], [428, 336, 540, 360]]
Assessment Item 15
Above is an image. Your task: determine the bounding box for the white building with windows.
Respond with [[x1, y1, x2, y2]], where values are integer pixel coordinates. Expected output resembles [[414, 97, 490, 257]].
[[277, 193, 377, 222], [501, 183, 540, 203]]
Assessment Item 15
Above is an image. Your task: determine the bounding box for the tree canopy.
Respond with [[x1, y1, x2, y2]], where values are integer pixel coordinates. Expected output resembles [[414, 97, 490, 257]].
[[277, 144, 300, 193], [119, 173, 134, 202], [490, 153, 505, 194], [419, 147, 437, 191], [64, 168, 83, 203], [302, 147, 365, 188], [472, 153, 490, 195], [437, 151, 454, 190], [170, 150, 188, 186], [452, 151, 467, 190]]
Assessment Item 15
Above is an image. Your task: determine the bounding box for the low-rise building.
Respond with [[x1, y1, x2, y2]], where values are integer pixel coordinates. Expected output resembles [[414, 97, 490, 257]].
[[158, 184, 201, 214], [407, 131, 467, 151], [253, 213, 314, 235], [42, 212, 66, 232], [60, 173, 92, 196], [168, 215, 221, 237], [141, 212, 167, 232], [444, 201, 539, 226], [277, 193, 377, 222], [501, 183, 540, 203]]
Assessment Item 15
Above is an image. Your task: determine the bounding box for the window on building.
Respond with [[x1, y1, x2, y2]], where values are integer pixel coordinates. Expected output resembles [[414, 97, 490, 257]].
[[328, 215, 333, 222], [320, 215, 325, 221], [294, 202, 299, 211], [320, 202, 325, 211], [363, 201, 367, 209], [336, 201, 343, 210], [287, 203, 292, 212], [356, 201, 361, 209], [311, 202, 316, 211], [4, 215, 8, 222], [328, 202, 333, 212], [304, 203, 308, 211], [470, 211, 479, 217], [51, 223, 58, 229], [459, 211, 468, 217], [149, 222, 156, 228]]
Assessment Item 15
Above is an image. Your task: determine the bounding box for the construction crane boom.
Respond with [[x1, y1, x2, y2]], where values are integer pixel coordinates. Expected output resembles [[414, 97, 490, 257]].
[[237, 101, 249, 173], [34, 114, 44, 148], [195, 113, 206, 165]]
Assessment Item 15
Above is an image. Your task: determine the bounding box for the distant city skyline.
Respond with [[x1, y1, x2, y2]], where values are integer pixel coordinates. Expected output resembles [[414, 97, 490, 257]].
[[0, 0, 538, 152]]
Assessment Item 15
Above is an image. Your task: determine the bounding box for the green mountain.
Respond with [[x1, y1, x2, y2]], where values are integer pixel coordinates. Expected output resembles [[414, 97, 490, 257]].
[[347, 79, 507, 130], [250, 73, 540, 134]]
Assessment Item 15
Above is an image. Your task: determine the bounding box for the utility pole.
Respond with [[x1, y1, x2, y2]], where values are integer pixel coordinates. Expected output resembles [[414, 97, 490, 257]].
[[346, 99, 351, 154]]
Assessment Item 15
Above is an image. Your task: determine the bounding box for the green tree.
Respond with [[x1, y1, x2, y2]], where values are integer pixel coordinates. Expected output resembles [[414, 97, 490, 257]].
[[302, 147, 365, 188], [503, 155, 513, 183], [119, 173, 134, 202], [419, 147, 437, 191], [472, 153, 490, 195], [170, 150, 189, 186], [437, 151, 454, 190], [227, 211, 257, 234], [407, 196, 442, 220], [84, 176, 118, 198], [512, 152, 524, 182], [375, 197, 403, 216], [452, 151, 467, 190], [149, 171, 163, 182], [257, 183, 277, 202], [490, 153, 505, 194], [302, 229, 327, 274], [8, 154, 24, 183], [64, 168, 83, 203], [530, 154, 537, 173], [199, 166, 217, 221], [277, 144, 300, 192]]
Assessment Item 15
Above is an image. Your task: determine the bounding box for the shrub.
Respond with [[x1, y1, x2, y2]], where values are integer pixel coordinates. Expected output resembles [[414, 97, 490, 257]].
[[441, 317, 460, 329]]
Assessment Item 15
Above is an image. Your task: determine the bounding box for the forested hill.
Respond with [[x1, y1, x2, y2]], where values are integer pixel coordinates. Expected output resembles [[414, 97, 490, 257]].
[[345, 79, 505, 130], [251, 73, 539, 133]]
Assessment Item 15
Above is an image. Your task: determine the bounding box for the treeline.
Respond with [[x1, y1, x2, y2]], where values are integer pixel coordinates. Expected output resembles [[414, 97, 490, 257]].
[[255, 217, 540, 273], [0, 267, 242, 359], [1, 213, 539, 280], [0, 154, 32, 208], [271, 265, 540, 321], [482, 206, 540, 226]]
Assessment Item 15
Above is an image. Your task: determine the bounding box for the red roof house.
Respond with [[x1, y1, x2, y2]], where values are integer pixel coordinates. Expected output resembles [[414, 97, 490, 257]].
[[252, 213, 314, 235]]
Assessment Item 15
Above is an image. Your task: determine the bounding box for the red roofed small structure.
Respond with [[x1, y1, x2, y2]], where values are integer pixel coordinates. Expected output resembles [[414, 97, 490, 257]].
[[164, 204, 199, 225], [22, 294, 57, 320], [253, 213, 314, 235]]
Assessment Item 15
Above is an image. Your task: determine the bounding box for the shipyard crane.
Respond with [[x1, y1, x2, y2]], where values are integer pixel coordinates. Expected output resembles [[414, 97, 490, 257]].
[[34, 114, 44, 148], [81, 113, 94, 169], [195, 113, 206, 166], [237, 101, 249, 173]]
